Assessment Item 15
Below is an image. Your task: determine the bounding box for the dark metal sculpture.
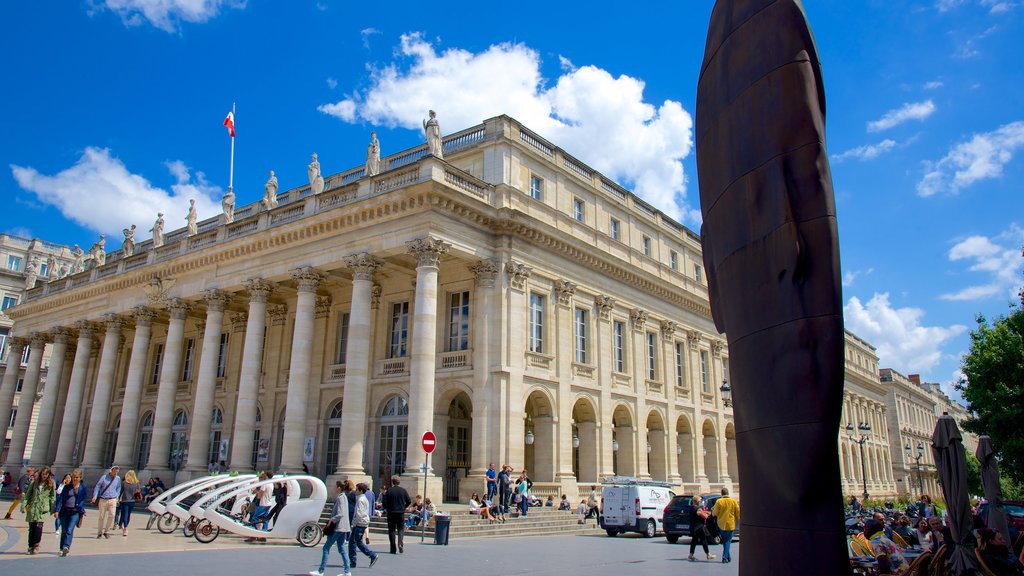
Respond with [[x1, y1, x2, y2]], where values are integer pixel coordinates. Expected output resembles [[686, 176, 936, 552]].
[[696, 1, 848, 573]]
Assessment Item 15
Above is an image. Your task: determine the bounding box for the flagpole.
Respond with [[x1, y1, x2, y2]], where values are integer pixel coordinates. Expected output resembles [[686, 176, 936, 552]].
[[228, 102, 235, 191]]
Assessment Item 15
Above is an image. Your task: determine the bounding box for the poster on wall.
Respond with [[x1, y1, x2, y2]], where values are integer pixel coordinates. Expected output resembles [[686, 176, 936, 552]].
[[257, 438, 270, 462], [303, 436, 315, 462], [219, 438, 230, 461]]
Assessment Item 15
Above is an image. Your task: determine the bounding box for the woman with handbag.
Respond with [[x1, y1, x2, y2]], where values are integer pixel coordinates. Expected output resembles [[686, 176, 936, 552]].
[[118, 470, 141, 536], [310, 480, 351, 576], [688, 496, 716, 562], [23, 466, 56, 554], [56, 470, 88, 557]]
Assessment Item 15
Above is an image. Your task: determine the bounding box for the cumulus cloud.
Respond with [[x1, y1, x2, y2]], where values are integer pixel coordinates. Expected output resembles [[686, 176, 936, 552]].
[[831, 139, 897, 163], [94, 0, 246, 33], [318, 34, 695, 223], [940, 224, 1024, 301], [867, 100, 936, 132], [10, 147, 223, 239], [844, 292, 967, 375], [917, 120, 1024, 196]]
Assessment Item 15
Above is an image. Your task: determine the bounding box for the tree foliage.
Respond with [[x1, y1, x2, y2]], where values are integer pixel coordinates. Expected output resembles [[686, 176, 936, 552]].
[[957, 304, 1024, 485]]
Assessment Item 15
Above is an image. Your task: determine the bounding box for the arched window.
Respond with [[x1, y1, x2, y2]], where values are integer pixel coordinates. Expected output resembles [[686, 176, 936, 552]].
[[105, 414, 120, 469], [170, 410, 189, 471], [136, 412, 154, 470], [378, 396, 409, 485], [251, 407, 262, 469], [208, 407, 224, 466], [323, 400, 343, 477]]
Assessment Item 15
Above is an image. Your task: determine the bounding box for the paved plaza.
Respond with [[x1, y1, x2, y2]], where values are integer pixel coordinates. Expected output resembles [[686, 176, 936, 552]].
[[0, 513, 740, 576]]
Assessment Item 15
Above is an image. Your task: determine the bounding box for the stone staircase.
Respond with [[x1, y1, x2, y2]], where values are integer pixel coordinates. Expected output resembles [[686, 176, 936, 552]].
[[318, 504, 605, 541]]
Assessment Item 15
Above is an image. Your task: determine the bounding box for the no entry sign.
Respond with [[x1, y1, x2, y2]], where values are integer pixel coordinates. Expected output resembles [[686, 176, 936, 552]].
[[422, 431, 436, 454]]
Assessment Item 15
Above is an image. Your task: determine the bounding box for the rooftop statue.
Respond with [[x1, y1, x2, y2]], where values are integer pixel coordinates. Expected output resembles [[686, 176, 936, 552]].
[[423, 110, 443, 159], [151, 213, 165, 248], [71, 244, 84, 273], [89, 235, 106, 267], [263, 170, 279, 210], [222, 188, 236, 224], [186, 199, 198, 236], [24, 256, 39, 289], [122, 224, 137, 257], [366, 132, 381, 176], [308, 153, 324, 195]]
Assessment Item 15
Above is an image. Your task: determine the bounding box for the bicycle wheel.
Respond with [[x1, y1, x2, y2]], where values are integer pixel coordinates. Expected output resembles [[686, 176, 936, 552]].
[[183, 516, 198, 538], [157, 512, 180, 534], [194, 519, 221, 543], [297, 521, 323, 547]]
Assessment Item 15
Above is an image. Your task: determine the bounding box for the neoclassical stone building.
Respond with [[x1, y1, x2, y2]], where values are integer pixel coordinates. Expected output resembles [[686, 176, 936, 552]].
[[2, 115, 737, 502]]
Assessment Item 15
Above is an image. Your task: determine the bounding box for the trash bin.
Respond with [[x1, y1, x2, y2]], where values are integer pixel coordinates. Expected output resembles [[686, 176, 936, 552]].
[[433, 514, 450, 545]]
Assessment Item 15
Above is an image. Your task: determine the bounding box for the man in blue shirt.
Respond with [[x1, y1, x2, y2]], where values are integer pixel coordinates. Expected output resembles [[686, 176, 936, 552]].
[[485, 463, 497, 501], [91, 465, 122, 539]]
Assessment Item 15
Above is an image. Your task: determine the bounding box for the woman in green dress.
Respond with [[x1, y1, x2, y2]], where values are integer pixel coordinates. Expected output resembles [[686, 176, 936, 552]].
[[24, 466, 56, 555]]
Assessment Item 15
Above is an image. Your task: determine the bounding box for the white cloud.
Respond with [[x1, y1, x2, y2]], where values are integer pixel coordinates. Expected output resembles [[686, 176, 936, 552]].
[[360, 27, 381, 49], [937, 0, 1016, 12], [867, 100, 936, 132], [918, 120, 1024, 196], [10, 147, 223, 240], [326, 77, 338, 89], [940, 224, 1024, 301], [844, 292, 967, 375], [315, 1, 328, 11], [831, 139, 897, 163], [318, 34, 695, 223], [924, 80, 944, 90], [842, 267, 875, 287], [95, 0, 246, 33]]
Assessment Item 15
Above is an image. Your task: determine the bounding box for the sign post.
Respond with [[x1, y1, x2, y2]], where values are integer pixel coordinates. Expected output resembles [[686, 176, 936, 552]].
[[421, 431, 436, 542]]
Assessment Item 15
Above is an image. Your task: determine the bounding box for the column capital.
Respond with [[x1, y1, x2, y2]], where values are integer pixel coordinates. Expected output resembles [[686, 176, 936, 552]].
[[101, 313, 125, 333], [343, 253, 383, 281], [9, 336, 31, 350], [711, 339, 725, 357], [269, 304, 289, 325], [629, 308, 649, 331], [469, 258, 499, 288], [555, 280, 577, 307], [203, 289, 230, 312], [166, 298, 192, 320], [291, 267, 323, 293], [315, 295, 332, 319], [687, 329, 702, 350], [50, 326, 74, 344], [504, 261, 532, 291], [29, 331, 50, 347], [244, 278, 274, 303], [74, 320, 97, 339], [406, 237, 450, 268], [661, 320, 677, 339], [595, 295, 615, 320], [231, 312, 249, 332], [131, 306, 157, 327], [371, 284, 382, 309]]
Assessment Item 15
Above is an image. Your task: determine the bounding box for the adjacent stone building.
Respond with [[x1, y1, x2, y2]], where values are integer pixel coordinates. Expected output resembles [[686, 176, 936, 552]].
[[841, 332, 898, 500]]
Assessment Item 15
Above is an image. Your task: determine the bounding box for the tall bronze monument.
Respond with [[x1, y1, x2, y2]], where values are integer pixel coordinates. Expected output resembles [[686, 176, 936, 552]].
[[696, 1, 848, 573]]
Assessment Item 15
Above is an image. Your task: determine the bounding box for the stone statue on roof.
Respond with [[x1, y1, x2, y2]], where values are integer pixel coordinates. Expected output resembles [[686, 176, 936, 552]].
[[122, 225, 137, 257], [366, 132, 381, 176], [222, 188, 236, 224], [186, 199, 198, 236], [308, 153, 324, 195], [423, 110, 443, 159], [263, 170, 279, 210], [151, 213, 165, 248]]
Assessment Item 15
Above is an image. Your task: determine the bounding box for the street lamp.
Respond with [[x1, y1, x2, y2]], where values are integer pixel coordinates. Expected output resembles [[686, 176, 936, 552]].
[[846, 421, 871, 502], [720, 378, 732, 408], [524, 414, 535, 445], [904, 442, 925, 496]]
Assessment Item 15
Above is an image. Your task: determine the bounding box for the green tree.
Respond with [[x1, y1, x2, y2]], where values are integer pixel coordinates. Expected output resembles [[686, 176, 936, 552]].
[[965, 454, 982, 497], [956, 302, 1024, 485]]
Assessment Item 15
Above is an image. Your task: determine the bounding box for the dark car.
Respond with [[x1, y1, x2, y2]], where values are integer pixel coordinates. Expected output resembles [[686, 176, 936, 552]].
[[978, 501, 1024, 534], [662, 494, 740, 544]]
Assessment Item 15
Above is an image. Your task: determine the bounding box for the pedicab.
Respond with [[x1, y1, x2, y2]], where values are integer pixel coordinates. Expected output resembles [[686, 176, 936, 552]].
[[187, 475, 262, 543], [200, 475, 326, 547], [164, 474, 257, 537], [147, 475, 225, 533]]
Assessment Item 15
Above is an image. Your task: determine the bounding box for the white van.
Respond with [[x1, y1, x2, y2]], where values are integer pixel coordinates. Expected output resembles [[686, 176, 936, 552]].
[[598, 477, 675, 538]]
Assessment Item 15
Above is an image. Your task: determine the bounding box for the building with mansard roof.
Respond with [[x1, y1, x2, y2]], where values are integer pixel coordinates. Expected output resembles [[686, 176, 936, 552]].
[[1, 115, 739, 503]]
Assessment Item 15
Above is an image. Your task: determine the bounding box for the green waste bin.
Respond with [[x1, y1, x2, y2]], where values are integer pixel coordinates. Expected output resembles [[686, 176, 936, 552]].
[[433, 514, 450, 545]]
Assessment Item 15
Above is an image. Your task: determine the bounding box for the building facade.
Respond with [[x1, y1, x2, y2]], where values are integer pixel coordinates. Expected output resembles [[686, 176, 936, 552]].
[[1, 116, 737, 503], [841, 332, 898, 500]]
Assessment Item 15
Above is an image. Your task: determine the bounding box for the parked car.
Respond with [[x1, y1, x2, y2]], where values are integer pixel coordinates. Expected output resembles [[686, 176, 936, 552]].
[[599, 481, 675, 538], [978, 501, 1024, 534], [662, 494, 740, 544]]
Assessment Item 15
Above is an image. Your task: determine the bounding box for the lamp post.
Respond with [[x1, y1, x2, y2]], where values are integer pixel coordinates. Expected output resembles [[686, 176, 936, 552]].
[[846, 422, 871, 503], [904, 442, 925, 497], [720, 378, 732, 408]]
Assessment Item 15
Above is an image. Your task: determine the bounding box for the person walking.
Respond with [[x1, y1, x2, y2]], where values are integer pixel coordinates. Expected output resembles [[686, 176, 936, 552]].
[[309, 480, 351, 576], [4, 467, 35, 519], [688, 496, 716, 562], [712, 487, 740, 564], [56, 470, 88, 557], [54, 473, 71, 545], [23, 466, 56, 554], [91, 465, 122, 538], [349, 483, 379, 568], [585, 486, 600, 523], [382, 475, 411, 554], [118, 470, 141, 536]]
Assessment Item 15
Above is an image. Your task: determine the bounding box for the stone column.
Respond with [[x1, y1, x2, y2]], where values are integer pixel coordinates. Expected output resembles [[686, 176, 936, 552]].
[[594, 296, 615, 477], [81, 314, 124, 470], [0, 337, 28, 446], [404, 237, 449, 499], [281, 268, 321, 472], [113, 307, 156, 466], [554, 280, 578, 488], [185, 290, 229, 474], [30, 328, 71, 465], [629, 309, 651, 479], [147, 299, 191, 473], [230, 279, 272, 470], [4, 333, 47, 469], [465, 259, 498, 491], [335, 254, 382, 479], [53, 323, 96, 469]]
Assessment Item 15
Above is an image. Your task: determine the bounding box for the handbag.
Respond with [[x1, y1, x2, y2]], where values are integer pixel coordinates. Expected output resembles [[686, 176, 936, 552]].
[[323, 519, 336, 536], [135, 489, 143, 500]]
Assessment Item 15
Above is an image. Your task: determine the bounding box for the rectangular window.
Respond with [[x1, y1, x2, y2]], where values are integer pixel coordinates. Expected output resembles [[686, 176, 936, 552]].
[[530, 175, 544, 200], [610, 218, 621, 241], [642, 235, 652, 256], [181, 338, 196, 381], [529, 293, 545, 353], [1, 295, 17, 310], [694, 264, 703, 283], [389, 302, 410, 358], [16, 378, 24, 393], [0, 327, 8, 362], [251, 428, 261, 469], [39, 262, 49, 277], [722, 357, 730, 388], [670, 251, 679, 271], [21, 345, 29, 365], [447, 291, 471, 352], [574, 308, 588, 364], [613, 321, 625, 373], [8, 408, 16, 427], [216, 333, 229, 378], [336, 312, 350, 364], [6, 256, 21, 271], [646, 332, 657, 380], [700, 350, 710, 393], [573, 198, 585, 222], [150, 343, 164, 386], [675, 342, 686, 388]]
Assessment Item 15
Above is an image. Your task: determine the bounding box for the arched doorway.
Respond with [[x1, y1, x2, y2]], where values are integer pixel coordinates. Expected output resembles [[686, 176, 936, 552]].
[[136, 412, 153, 471], [377, 395, 408, 488], [612, 405, 635, 477], [524, 390, 554, 482], [701, 419, 719, 483], [725, 422, 738, 488], [323, 400, 343, 478], [571, 397, 599, 484], [676, 415, 695, 483], [170, 409, 189, 473], [646, 410, 667, 482], [444, 393, 472, 502]]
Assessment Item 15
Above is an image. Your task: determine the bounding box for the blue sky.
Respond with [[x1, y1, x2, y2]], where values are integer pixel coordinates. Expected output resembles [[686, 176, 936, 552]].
[[2, 1, 1022, 402]]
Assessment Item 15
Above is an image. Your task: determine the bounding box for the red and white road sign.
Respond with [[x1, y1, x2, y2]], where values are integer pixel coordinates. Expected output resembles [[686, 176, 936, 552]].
[[422, 431, 437, 454]]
